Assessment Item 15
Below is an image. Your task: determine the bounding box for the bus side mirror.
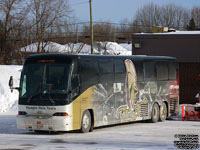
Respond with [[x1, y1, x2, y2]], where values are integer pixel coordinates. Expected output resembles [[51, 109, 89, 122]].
[[9, 76, 20, 93], [9, 76, 14, 92]]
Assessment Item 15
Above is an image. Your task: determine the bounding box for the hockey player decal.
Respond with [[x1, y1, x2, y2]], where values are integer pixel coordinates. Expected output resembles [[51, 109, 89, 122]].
[[124, 59, 138, 111]]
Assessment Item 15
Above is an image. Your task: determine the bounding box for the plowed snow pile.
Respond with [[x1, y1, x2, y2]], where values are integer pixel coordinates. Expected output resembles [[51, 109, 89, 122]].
[[0, 65, 22, 114]]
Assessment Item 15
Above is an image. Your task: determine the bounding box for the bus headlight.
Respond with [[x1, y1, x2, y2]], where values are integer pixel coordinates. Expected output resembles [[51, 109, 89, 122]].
[[18, 111, 27, 115], [53, 112, 68, 117]]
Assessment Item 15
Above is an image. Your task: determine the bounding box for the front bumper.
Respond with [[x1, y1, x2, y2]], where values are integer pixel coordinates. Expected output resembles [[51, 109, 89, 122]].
[[16, 115, 73, 131]]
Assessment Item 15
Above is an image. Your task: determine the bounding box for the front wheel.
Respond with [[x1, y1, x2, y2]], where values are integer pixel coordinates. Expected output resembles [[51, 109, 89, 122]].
[[80, 110, 91, 133], [159, 102, 167, 122], [150, 103, 160, 123]]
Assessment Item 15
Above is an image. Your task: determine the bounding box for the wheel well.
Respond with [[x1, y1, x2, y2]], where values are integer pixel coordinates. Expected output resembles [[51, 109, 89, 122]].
[[88, 109, 94, 132], [153, 102, 159, 107]]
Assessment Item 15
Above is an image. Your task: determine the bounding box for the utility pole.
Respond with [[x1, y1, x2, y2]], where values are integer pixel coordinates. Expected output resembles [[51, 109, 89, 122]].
[[89, 0, 94, 54]]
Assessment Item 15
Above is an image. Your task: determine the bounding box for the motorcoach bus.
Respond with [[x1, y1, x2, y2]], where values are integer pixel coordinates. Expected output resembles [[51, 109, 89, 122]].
[[9, 54, 179, 133]]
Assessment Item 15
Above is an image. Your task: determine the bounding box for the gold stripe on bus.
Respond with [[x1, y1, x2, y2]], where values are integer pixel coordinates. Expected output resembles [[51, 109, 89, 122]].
[[71, 86, 95, 130]]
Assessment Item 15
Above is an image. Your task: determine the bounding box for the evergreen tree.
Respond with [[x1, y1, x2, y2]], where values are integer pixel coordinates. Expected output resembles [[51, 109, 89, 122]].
[[187, 18, 196, 30]]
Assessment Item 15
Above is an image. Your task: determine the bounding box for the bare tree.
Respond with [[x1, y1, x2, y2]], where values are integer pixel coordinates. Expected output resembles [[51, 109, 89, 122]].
[[191, 7, 200, 29], [160, 4, 189, 29], [94, 22, 115, 42], [134, 3, 190, 32], [29, 0, 73, 53], [116, 19, 136, 43], [135, 3, 161, 32], [0, 0, 29, 64]]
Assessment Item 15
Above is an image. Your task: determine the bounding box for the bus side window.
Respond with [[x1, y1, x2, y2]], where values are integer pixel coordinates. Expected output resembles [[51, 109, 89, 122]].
[[99, 59, 114, 83], [71, 74, 80, 89], [156, 61, 169, 81], [80, 60, 99, 91], [71, 74, 80, 98], [71, 61, 80, 90], [168, 61, 177, 80], [144, 61, 156, 81], [114, 60, 126, 83], [134, 61, 144, 82]]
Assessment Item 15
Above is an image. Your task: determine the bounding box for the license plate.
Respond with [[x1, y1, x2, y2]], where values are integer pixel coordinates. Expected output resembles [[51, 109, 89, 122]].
[[36, 121, 43, 129]]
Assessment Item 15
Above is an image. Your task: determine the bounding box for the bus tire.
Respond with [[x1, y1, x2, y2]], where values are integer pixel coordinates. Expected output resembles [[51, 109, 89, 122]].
[[159, 102, 167, 122], [150, 103, 159, 123], [80, 110, 91, 133]]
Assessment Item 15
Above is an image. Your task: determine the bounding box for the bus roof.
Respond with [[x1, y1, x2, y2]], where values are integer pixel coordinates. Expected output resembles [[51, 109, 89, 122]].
[[24, 53, 176, 64]]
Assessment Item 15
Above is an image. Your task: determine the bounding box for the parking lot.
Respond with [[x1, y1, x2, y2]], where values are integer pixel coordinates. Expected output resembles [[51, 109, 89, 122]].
[[0, 115, 199, 150]]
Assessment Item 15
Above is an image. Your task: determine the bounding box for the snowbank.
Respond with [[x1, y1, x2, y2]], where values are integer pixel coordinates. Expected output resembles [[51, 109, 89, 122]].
[[97, 42, 131, 55], [119, 43, 132, 51], [21, 42, 132, 55], [0, 65, 22, 114], [21, 42, 68, 53]]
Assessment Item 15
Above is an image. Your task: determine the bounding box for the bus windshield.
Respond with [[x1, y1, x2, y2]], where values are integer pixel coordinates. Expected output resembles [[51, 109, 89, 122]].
[[19, 62, 72, 105]]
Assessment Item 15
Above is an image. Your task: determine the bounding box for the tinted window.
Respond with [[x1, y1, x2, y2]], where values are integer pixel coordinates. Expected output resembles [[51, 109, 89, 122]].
[[99, 60, 113, 73], [156, 61, 169, 81], [114, 60, 125, 73], [114, 59, 126, 83], [99, 60, 114, 83], [19, 63, 71, 106], [133, 61, 144, 81], [80, 60, 99, 89], [144, 61, 156, 81]]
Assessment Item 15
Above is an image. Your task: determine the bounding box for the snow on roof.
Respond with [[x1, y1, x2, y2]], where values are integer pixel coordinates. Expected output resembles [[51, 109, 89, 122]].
[[155, 30, 200, 34], [136, 30, 200, 35]]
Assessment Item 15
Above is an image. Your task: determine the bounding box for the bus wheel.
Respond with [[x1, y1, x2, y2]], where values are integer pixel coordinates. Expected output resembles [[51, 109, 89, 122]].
[[150, 103, 159, 123], [80, 110, 91, 133], [159, 102, 167, 122]]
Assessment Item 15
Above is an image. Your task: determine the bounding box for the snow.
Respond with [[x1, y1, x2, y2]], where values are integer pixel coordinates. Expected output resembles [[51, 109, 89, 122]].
[[0, 116, 199, 150], [119, 43, 132, 51], [162, 30, 200, 34], [137, 30, 200, 35], [0, 65, 22, 114], [21, 41, 132, 55], [21, 42, 66, 53]]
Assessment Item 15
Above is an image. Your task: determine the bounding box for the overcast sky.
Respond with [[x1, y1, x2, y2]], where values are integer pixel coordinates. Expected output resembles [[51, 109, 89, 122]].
[[68, 0, 200, 23]]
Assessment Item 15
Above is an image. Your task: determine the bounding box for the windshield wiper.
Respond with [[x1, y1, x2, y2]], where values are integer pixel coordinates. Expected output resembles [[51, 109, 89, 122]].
[[27, 92, 55, 105], [27, 94, 40, 103], [47, 92, 55, 105]]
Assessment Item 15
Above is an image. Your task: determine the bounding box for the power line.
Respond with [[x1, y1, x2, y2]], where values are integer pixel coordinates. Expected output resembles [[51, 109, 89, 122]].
[[50, 21, 186, 29], [70, 1, 88, 6]]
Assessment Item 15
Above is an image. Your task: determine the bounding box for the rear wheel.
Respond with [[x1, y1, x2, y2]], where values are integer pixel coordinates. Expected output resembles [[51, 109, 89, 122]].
[[159, 102, 167, 122], [150, 103, 159, 123], [80, 110, 91, 133]]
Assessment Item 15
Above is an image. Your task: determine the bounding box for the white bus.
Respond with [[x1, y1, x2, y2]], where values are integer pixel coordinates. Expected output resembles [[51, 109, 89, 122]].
[[9, 54, 179, 133]]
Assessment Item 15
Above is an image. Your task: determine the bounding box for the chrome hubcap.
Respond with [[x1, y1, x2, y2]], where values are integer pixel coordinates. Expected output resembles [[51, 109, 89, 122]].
[[83, 115, 89, 129], [161, 105, 166, 119], [153, 108, 157, 118]]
